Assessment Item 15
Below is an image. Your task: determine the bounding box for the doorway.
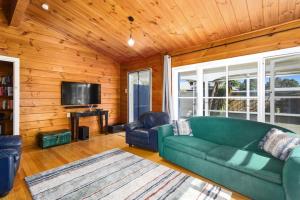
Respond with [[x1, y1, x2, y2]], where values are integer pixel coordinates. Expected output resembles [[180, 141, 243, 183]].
[[0, 55, 20, 136], [128, 69, 152, 122]]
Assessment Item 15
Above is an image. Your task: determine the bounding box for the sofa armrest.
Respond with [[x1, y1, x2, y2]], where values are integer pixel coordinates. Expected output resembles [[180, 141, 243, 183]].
[[124, 121, 142, 132], [157, 124, 174, 157], [283, 146, 300, 200]]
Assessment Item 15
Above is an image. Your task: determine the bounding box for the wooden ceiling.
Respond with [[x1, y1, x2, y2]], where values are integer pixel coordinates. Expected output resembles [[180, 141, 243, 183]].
[[2, 0, 300, 62]]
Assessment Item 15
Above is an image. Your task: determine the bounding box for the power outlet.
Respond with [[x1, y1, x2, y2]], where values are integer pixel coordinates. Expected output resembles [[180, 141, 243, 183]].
[[67, 113, 71, 118]]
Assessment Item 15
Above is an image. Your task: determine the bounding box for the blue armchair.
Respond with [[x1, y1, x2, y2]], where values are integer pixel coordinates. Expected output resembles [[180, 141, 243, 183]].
[[0, 135, 22, 197], [125, 112, 170, 152]]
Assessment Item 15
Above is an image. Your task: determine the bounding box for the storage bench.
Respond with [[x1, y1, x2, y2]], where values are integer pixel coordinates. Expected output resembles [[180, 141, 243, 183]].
[[38, 129, 71, 148]]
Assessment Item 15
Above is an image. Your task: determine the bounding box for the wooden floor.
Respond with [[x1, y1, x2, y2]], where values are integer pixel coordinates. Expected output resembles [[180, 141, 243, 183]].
[[1, 133, 249, 200]]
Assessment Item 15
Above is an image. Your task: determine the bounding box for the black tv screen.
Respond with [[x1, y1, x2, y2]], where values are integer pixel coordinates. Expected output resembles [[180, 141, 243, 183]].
[[61, 82, 100, 106]]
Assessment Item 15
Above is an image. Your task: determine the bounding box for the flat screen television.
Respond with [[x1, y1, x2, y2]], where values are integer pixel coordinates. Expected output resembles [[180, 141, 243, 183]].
[[61, 81, 100, 106]]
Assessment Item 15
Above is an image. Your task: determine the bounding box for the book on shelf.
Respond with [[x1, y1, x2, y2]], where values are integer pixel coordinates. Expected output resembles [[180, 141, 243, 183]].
[[0, 99, 13, 110], [1, 76, 12, 85], [0, 76, 13, 97]]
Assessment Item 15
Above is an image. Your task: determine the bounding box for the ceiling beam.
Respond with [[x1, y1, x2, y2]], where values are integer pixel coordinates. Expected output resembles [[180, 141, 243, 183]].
[[6, 0, 30, 27], [170, 19, 300, 57]]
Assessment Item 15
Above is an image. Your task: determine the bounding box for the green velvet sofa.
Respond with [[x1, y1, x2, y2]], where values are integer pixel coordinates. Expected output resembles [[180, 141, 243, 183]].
[[157, 116, 300, 200]]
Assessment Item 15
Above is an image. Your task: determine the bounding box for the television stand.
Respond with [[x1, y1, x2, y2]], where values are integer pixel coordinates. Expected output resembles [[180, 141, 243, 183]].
[[70, 109, 108, 141]]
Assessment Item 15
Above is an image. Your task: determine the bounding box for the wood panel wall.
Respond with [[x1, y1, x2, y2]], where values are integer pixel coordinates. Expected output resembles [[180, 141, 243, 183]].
[[120, 55, 163, 123], [171, 26, 300, 67], [0, 13, 120, 147]]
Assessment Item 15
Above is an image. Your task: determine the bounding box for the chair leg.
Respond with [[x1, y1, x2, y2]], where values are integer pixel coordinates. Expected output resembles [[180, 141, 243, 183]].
[[129, 144, 132, 147]]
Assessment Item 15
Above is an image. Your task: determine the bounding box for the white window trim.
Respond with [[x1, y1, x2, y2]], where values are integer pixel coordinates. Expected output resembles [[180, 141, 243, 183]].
[[172, 46, 300, 121]]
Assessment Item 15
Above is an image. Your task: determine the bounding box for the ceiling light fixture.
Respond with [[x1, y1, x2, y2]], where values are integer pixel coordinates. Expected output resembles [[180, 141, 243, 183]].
[[127, 16, 135, 47], [41, 3, 49, 11]]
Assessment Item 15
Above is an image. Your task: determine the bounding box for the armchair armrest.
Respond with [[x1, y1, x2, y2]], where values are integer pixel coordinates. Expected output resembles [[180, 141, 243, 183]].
[[283, 146, 300, 200], [0, 149, 18, 196], [157, 124, 174, 156], [125, 121, 142, 132], [0, 136, 22, 154]]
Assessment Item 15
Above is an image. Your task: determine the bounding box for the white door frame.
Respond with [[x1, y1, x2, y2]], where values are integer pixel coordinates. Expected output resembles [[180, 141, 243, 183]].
[[0, 55, 20, 135], [172, 46, 300, 121]]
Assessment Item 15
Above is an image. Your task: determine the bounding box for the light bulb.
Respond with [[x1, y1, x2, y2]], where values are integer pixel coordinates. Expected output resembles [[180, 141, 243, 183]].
[[128, 37, 135, 47], [41, 3, 49, 11]]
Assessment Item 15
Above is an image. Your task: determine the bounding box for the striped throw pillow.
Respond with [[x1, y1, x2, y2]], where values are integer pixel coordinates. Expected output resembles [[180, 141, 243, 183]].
[[259, 128, 300, 160], [172, 120, 193, 136]]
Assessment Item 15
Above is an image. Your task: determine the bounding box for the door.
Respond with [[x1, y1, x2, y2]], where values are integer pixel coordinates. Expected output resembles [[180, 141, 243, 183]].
[[264, 54, 300, 133], [128, 69, 152, 122]]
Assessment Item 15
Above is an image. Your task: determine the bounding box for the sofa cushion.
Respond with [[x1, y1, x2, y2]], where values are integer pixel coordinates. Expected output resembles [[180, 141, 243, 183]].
[[259, 128, 300, 160], [164, 136, 219, 159], [207, 145, 284, 184]]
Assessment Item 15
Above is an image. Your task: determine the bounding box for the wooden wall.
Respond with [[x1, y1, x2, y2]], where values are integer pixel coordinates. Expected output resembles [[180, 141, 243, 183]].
[[120, 26, 300, 123], [120, 55, 163, 123], [0, 13, 120, 147], [171, 26, 300, 67]]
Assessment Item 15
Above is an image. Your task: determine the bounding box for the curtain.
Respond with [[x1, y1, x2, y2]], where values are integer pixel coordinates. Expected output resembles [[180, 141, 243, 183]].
[[162, 55, 174, 120]]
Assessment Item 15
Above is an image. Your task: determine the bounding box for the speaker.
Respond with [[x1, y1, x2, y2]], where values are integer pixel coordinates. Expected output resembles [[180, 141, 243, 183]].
[[78, 126, 89, 140], [107, 124, 125, 133]]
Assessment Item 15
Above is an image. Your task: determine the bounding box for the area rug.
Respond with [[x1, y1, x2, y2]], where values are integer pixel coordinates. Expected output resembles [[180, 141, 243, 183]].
[[25, 149, 232, 200]]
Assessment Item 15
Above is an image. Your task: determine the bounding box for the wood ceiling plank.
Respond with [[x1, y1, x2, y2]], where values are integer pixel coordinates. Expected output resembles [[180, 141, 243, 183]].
[[174, 0, 216, 42], [296, 0, 300, 18], [263, 0, 279, 26], [172, 1, 208, 43], [89, 0, 163, 57], [230, 0, 252, 33], [160, 0, 205, 45], [215, 0, 241, 35], [135, 0, 191, 48], [107, 0, 173, 52], [170, 19, 300, 57], [60, 0, 146, 58], [27, 1, 129, 61], [279, 0, 296, 23], [17, 0, 300, 61], [201, 0, 230, 37], [247, 0, 265, 30]]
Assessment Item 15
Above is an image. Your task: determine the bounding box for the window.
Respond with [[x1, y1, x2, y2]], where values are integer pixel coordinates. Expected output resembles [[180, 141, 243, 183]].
[[178, 71, 197, 119], [203, 67, 226, 117], [173, 47, 300, 133]]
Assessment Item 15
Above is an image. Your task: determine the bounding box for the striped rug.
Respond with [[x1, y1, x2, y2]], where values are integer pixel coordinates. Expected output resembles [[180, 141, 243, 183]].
[[25, 149, 232, 200]]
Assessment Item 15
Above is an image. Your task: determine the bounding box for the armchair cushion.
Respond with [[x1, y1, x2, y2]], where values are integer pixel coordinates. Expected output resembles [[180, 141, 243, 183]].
[[130, 128, 149, 138], [139, 112, 170, 129]]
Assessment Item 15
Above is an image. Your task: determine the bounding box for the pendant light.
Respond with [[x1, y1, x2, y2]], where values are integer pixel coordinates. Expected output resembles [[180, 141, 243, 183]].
[[127, 16, 135, 47]]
